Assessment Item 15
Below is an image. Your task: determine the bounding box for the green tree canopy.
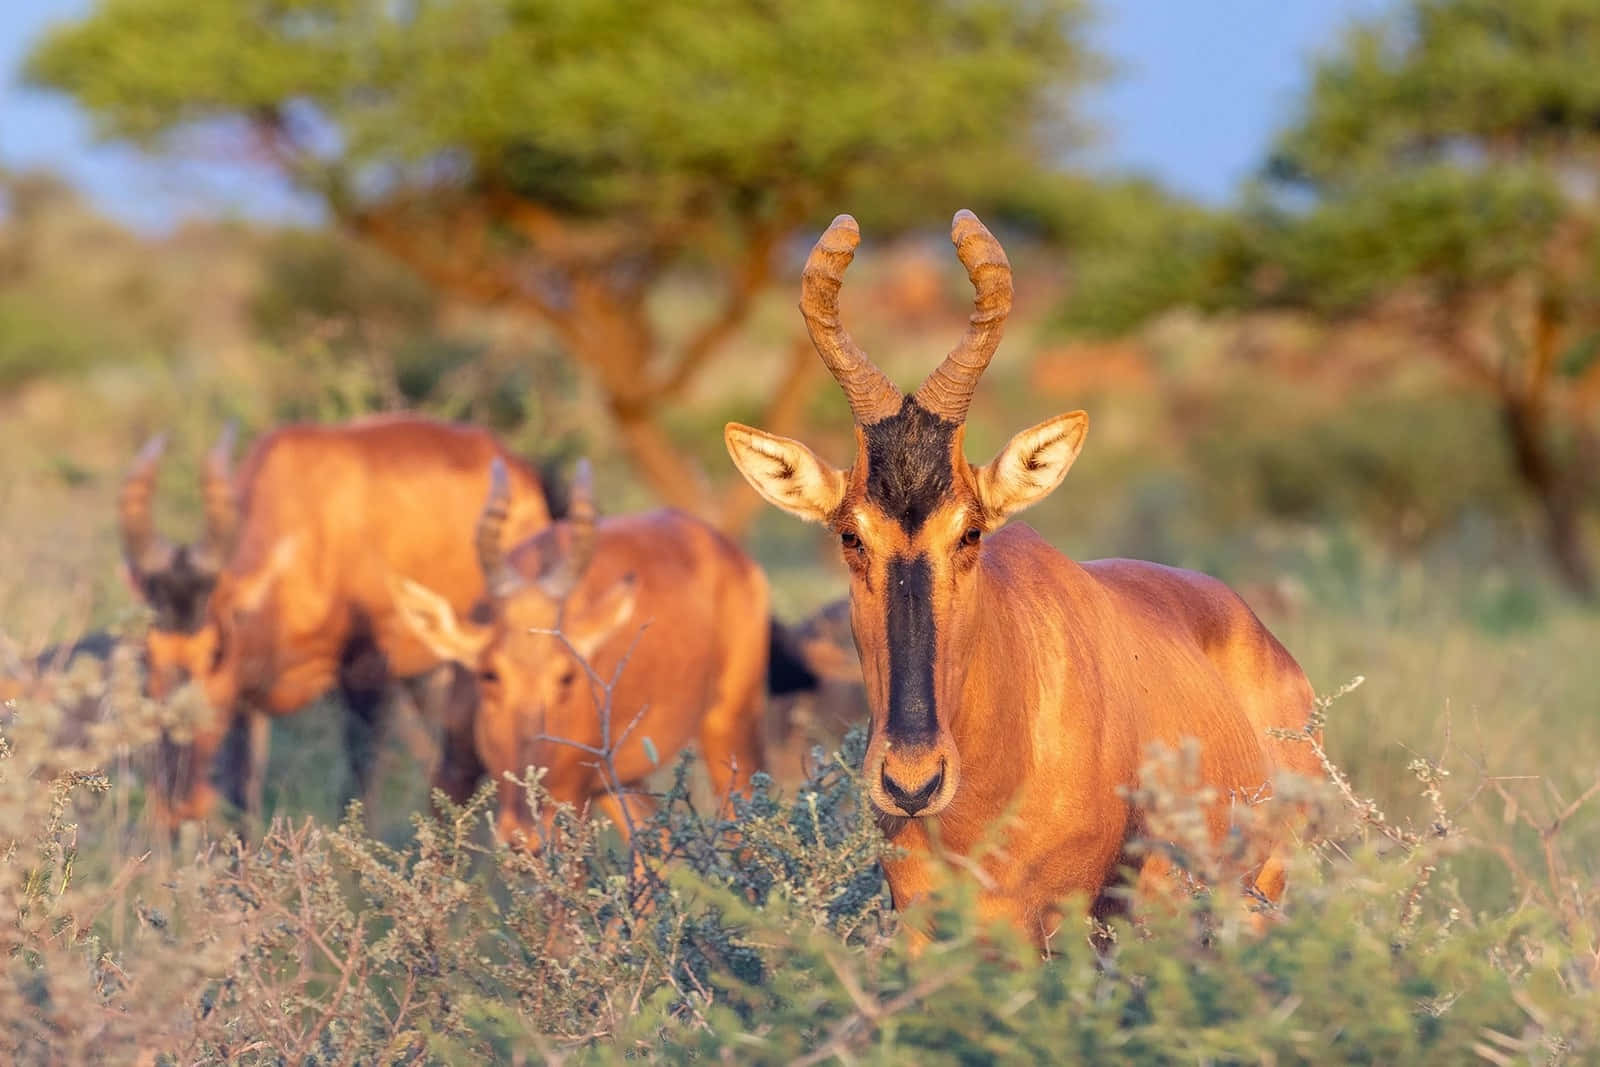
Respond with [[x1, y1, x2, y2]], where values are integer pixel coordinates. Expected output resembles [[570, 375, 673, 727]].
[[28, 0, 1100, 526], [1060, 0, 1600, 597]]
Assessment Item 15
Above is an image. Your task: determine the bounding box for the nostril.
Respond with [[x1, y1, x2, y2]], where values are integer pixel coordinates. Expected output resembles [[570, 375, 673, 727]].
[[881, 761, 945, 816]]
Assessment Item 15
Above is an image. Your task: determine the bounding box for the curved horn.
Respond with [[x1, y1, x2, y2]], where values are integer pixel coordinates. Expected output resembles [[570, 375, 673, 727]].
[[800, 214, 903, 425], [200, 421, 240, 566], [118, 433, 172, 579], [911, 210, 1014, 424], [537, 458, 597, 601], [476, 457, 527, 599]]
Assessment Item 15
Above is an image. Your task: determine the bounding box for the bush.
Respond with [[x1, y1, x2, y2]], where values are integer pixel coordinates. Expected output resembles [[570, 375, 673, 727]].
[[3, 662, 1597, 1063]]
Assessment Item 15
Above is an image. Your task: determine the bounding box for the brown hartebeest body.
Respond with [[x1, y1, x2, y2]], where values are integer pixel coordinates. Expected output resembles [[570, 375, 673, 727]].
[[725, 211, 1322, 948], [393, 460, 769, 847], [118, 414, 555, 825]]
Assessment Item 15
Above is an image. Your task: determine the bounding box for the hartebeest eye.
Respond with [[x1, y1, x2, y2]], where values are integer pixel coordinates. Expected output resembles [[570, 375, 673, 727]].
[[479, 668, 500, 686], [840, 530, 862, 551], [962, 527, 983, 547], [558, 669, 577, 688]]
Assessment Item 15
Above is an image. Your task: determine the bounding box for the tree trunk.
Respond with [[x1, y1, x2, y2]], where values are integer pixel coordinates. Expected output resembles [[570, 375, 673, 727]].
[[345, 200, 818, 534], [607, 395, 715, 515], [1501, 395, 1597, 600]]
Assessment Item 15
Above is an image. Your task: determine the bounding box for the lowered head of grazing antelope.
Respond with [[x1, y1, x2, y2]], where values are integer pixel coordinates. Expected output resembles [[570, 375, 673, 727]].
[[118, 424, 292, 716], [392, 458, 642, 842], [726, 211, 1086, 823]]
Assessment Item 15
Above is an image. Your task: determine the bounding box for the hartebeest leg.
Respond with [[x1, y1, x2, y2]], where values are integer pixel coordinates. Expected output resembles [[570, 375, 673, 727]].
[[243, 709, 271, 825], [695, 647, 767, 811], [424, 663, 485, 807], [210, 709, 256, 816], [336, 632, 391, 817]]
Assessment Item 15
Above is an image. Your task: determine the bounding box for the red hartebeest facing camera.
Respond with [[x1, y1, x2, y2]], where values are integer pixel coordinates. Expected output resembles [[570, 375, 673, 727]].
[[725, 210, 1325, 949]]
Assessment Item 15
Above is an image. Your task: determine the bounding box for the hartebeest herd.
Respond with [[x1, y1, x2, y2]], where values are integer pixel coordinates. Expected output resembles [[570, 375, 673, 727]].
[[12, 210, 1322, 950]]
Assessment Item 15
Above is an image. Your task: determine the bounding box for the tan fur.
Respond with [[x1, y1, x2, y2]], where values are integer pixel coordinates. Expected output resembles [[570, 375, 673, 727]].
[[136, 413, 552, 825], [396, 503, 771, 848], [726, 210, 1323, 950]]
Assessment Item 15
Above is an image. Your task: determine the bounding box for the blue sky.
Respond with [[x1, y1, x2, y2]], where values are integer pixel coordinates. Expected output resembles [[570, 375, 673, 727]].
[[0, 0, 1389, 232]]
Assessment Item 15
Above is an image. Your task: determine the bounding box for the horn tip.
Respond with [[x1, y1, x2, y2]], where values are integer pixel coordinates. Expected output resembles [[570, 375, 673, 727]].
[[487, 455, 509, 494], [818, 214, 861, 254], [950, 208, 990, 242], [573, 457, 594, 490], [134, 432, 169, 466]]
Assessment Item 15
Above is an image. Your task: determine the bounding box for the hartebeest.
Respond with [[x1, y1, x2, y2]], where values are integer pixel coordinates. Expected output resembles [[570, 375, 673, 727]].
[[392, 458, 770, 847], [118, 414, 557, 824], [725, 211, 1323, 946]]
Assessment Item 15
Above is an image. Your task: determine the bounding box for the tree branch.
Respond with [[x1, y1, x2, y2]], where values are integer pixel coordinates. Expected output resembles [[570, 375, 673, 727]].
[[647, 219, 781, 403]]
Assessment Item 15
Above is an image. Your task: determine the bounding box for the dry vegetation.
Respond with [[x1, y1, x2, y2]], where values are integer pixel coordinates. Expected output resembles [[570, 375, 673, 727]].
[[3, 646, 1598, 1062]]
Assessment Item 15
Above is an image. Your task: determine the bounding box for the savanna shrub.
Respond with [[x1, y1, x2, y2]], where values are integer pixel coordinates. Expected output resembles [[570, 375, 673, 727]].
[[2, 664, 1597, 1064]]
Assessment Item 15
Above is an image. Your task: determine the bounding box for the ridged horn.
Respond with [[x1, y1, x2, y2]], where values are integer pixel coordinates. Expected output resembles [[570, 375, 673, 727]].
[[476, 457, 527, 599], [199, 421, 240, 568], [911, 210, 1013, 424], [118, 433, 173, 580], [537, 458, 597, 601], [800, 214, 903, 425]]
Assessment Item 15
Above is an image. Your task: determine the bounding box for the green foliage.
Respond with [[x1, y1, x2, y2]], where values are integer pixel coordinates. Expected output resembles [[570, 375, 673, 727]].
[[1059, 0, 1600, 335], [1047, 0, 1600, 598], [27, 0, 1096, 232], [0, 173, 174, 389], [1271, 0, 1600, 187], [1060, 164, 1567, 338]]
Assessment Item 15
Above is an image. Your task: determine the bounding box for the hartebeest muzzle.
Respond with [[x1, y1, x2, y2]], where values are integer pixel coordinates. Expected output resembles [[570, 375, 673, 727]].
[[865, 552, 962, 819]]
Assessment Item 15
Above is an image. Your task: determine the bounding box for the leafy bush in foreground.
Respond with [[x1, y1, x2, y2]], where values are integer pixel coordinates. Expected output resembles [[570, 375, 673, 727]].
[[2, 663, 1597, 1064]]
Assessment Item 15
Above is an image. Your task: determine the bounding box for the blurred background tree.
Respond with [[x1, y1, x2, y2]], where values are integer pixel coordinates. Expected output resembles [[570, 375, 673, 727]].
[[1060, 0, 1600, 599], [26, 0, 1101, 529]]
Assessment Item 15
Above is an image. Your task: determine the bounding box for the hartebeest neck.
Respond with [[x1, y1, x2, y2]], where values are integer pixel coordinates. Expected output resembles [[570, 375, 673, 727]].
[[935, 525, 1109, 839]]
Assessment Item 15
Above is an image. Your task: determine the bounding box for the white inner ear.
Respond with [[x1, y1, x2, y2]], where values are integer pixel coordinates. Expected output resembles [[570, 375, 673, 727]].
[[976, 411, 1089, 522], [724, 422, 847, 524], [389, 576, 488, 665]]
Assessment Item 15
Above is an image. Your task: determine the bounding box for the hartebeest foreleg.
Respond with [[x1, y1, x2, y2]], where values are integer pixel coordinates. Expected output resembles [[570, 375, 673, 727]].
[[695, 635, 769, 815]]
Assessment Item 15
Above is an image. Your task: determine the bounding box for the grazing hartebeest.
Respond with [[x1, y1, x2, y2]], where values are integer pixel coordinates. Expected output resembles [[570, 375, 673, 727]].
[[725, 211, 1323, 947], [118, 414, 557, 825], [392, 458, 770, 847]]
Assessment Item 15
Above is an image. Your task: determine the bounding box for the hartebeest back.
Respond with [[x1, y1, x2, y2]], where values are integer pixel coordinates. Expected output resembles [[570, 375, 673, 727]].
[[393, 459, 770, 848], [119, 413, 556, 824], [725, 211, 1322, 946]]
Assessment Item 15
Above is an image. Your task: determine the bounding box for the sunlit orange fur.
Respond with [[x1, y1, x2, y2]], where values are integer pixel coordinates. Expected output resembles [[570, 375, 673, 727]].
[[130, 414, 553, 825], [395, 472, 771, 850], [726, 211, 1323, 950]]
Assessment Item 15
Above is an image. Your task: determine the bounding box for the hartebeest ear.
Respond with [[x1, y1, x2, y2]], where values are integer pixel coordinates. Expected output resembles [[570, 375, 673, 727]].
[[974, 411, 1089, 522], [389, 577, 492, 665], [568, 573, 640, 661], [724, 423, 847, 524]]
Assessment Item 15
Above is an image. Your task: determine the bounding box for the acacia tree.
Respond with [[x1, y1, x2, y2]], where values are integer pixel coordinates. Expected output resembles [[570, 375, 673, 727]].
[[28, 0, 1095, 528], [1063, 0, 1600, 598]]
